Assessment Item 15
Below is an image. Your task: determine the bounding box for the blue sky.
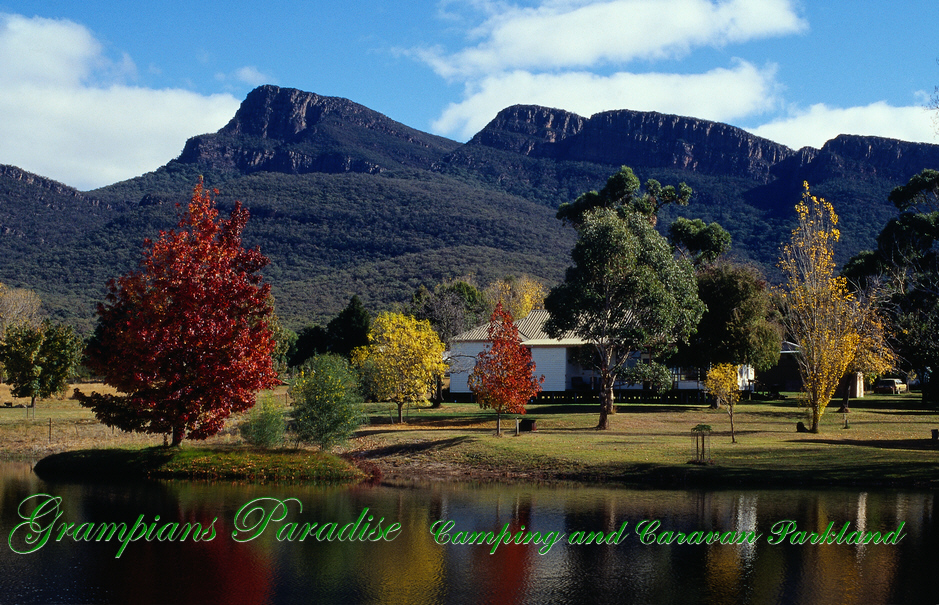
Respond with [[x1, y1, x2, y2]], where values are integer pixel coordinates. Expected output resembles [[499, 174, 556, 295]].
[[1, 0, 937, 190]]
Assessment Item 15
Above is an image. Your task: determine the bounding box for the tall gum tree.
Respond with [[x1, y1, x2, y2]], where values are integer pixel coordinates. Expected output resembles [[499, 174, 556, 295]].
[[544, 207, 703, 430], [80, 180, 278, 446]]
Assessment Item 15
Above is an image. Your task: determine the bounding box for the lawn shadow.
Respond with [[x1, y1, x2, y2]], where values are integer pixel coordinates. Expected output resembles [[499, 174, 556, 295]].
[[355, 436, 474, 459], [792, 438, 939, 451], [33, 447, 178, 481], [864, 409, 939, 417], [357, 416, 496, 437]]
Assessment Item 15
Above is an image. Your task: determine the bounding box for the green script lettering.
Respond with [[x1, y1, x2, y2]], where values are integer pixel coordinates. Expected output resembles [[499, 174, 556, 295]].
[[8, 494, 63, 555]]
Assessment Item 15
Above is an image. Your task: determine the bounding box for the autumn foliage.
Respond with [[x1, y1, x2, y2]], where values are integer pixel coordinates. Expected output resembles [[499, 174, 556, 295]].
[[778, 182, 893, 432], [704, 364, 741, 443], [468, 303, 544, 433], [80, 180, 278, 445], [352, 311, 446, 423]]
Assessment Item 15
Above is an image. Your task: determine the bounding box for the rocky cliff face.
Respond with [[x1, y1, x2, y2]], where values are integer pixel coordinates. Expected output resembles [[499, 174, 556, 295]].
[[800, 134, 939, 182], [0, 164, 120, 246], [0, 164, 87, 199], [175, 85, 460, 175], [466, 105, 587, 156], [465, 106, 797, 183], [6, 84, 939, 331], [463, 105, 939, 187], [173, 88, 939, 190]]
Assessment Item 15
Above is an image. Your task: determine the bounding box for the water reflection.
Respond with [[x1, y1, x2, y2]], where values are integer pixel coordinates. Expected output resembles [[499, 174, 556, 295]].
[[0, 462, 936, 604]]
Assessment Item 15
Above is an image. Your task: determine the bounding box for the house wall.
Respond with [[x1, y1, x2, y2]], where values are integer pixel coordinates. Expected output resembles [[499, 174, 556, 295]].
[[737, 365, 755, 391], [530, 347, 568, 392], [448, 341, 485, 394], [450, 344, 575, 393], [567, 348, 597, 390]]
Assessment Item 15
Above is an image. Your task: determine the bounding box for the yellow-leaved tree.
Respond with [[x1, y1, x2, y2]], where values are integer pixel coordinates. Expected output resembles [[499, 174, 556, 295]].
[[704, 363, 741, 443], [0, 283, 42, 336], [778, 183, 893, 432], [484, 275, 546, 321], [352, 312, 446, 423]]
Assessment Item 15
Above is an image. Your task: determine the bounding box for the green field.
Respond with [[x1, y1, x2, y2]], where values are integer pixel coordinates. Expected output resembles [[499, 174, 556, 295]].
[[4, 383, 938, 488]]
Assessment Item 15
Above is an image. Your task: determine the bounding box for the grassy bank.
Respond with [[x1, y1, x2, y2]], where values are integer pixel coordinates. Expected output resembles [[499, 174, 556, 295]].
[[4, 383, 939, 488], [33, 447, 364, 484]]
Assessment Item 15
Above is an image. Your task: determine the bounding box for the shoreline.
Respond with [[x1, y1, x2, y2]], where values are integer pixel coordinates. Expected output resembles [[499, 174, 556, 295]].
[[355, 453, 939, 491], [9, 439, 939, 491]]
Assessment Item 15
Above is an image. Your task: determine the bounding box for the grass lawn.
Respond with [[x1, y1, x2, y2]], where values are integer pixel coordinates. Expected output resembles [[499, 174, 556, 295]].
[[352, 392, 939, 488], [3, 382, 938, 488]]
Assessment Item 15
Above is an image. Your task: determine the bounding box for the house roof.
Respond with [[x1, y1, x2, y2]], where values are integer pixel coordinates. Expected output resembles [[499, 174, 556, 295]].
[[451, 309, 586, 346]]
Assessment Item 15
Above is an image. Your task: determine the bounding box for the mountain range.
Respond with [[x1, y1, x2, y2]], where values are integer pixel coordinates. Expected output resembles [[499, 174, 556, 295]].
[[2, 84, 938, 333]]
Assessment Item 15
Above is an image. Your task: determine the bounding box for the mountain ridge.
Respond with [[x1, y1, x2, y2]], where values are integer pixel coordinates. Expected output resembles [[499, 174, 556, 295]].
[[464, 104, 801, 182], [2, 85, 938, 331], [175, 85, 461, 176]]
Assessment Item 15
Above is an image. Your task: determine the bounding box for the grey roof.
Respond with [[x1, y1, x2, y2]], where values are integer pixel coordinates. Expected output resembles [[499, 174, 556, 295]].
[[451, 309, 586, 346]]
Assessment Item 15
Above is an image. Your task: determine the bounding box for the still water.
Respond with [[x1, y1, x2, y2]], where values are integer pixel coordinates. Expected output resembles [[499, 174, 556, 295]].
[[0, 461, 936, 605]]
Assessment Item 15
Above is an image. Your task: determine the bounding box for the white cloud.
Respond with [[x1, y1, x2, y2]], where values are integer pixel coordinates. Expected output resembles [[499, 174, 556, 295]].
[[0, 14, 240, 190], [434, 60, 780, 139], [748, 102, 937, 150], [215, 65, 274, 87], [420, 0, 806, 78], [235, 66, 272, 87], [0, 14, 102, 87]]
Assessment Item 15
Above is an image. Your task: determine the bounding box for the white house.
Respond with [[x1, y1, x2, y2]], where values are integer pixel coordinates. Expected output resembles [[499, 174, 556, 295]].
[[449, 309, 756, 397], [449, 309, 596, 394]]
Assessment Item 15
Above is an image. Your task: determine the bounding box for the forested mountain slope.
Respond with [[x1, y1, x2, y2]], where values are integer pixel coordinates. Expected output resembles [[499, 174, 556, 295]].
[[2, 85, 938, 332]]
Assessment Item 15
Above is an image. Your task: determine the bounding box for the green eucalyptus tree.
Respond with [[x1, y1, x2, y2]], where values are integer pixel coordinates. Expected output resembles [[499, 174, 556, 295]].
[[843, 169, 939, 403], [556, 165, 691, 227], [544, 208, 704, 429], [670, 263, 782, 376]]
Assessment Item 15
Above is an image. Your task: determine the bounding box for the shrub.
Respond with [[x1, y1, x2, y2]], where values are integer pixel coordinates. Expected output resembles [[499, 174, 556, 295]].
[[239, 395, 286, 448], [290, 354, 363, 449]]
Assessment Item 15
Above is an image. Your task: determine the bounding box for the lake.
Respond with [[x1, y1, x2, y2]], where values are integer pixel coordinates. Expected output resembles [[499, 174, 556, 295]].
[[1, 461, 936, 604]]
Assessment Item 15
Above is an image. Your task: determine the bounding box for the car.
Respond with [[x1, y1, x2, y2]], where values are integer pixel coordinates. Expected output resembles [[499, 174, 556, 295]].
[[873, 378, 908, 394]]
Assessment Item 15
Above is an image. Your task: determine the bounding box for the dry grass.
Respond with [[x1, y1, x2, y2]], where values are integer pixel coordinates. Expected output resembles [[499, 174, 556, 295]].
[[0, 382, 286, 460]]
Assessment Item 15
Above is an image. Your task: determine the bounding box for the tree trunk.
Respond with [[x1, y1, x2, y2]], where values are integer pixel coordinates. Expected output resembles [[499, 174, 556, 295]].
[[431, 375, 443, 408], [597, 372, 615, 430], [925, 377, 939, 407], [729, 408, 736, 443], [171, 424, 185, 447], [496, 411, 502, 436], [836, 372, 852, 413], [397, 402, 404, 424]]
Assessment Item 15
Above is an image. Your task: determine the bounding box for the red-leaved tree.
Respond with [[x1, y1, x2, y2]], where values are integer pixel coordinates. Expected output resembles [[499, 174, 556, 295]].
[[80, 180, 278, 446], [468, 302, 544, 435]]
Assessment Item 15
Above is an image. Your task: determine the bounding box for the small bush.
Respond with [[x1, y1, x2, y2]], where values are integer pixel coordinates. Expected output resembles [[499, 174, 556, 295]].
[[290, 354, 363, 449], [240, 395, 286, 448]]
